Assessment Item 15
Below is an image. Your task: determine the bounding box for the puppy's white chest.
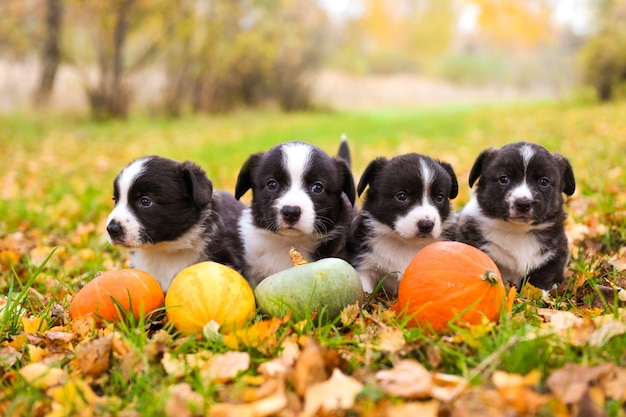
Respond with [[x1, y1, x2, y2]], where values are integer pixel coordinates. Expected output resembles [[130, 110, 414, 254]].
[[239, 210, 319, 285], [357, 219, 436, 292], [481, 220, 554, 279], [132, 248, 204, 292]]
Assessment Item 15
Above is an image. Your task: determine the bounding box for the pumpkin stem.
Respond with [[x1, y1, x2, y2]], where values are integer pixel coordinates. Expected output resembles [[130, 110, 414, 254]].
[[482, 270, 499, 285], [289, 247, 308, 266]]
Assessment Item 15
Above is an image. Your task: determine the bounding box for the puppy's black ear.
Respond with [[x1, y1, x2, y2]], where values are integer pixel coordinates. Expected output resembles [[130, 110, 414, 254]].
[[337, 135, 351, 168], [335, 158, 356, 206], [438, 161, 459, 199], [181, 161, 213, 208], [468, 148, 495, 188], [357, 157, 387, 197], [556, 153, 576, 196], [235, 153, 262, 200]]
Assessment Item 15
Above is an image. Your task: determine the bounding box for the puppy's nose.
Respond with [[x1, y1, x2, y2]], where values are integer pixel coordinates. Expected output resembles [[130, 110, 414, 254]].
[[106, 220, 123, 239], [417, 219, 434, 234], [281, 205, 301, 225], [514, 198, 533, 213]]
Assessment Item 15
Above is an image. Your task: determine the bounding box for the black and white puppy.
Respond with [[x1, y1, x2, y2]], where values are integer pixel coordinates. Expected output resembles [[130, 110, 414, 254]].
[[105, 155, 245, 292], [235, 141, 356, 286], [349, 153, 458, 295], [455, 142, 576, 290]]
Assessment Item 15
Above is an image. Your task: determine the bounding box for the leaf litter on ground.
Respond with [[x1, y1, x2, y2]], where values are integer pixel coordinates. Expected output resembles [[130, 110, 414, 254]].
[[2, 104, 626, 416]]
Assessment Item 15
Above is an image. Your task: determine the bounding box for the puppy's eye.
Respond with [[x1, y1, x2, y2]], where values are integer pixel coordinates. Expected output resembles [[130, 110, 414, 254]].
[[435, 193, 445, 204], [395, 192, 408, 202], [499, 176, 510, 185], [140, 197, 152, 207], [267, 179, 278, 190], [311, 182, 324, 193], [539, 177, 550, 187]]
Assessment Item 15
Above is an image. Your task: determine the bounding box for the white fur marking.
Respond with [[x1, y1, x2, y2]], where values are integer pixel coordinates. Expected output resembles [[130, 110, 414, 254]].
[[392, 159, 442, 239], [520, 144, 536, 171], [106, 158, 146, 247], [393, 204, 441, 239], [275, 143, 316, 233], [507, 182, 533, 205], [357, 217, 437, 292]]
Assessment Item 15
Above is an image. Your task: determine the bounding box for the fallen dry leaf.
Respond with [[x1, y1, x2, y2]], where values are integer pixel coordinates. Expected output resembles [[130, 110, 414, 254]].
[[0, 346, 21, 369], [292, 337, 330, 396], [303, 368, 363, 416], [491, 370, 548, 414], [206, 351, 251, 383], [22, 316, 47, 334], [47, 378, 103, 415], [599, 366, 626, 401], [70, 315, 97, 339], [588, 314, 626, 346], [547, 310, 584, 331], [372, 326, 405, 353], [162, 350, 250, 383], [222, 317, 286, 353], [376, 359, 432, 399], [208, 381, 287, 417], [385, 400, 439, 417], [430, 372, 468, 402], [18, 362, 67, 389], [258, 336, 300, 379], [71, 334, 113, 379], [165, 383, 204, 417], [547, 363, 613, 404]]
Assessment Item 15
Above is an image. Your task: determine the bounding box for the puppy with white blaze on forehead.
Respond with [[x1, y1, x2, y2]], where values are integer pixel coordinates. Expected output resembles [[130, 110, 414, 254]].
[[106, 156, 245, 292], [455, 142, 576, 290], [348, 153, 458, 295], [235, 141, 356, 286]]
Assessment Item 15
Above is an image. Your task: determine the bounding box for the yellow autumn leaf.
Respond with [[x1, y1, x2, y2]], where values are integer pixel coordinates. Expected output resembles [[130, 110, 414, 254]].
[[22, 316, 47, 334], [222, 317, 287, 351], [48, 379, 101, 417], [27, 344, 47, 362], [19, 363, 67, 389]]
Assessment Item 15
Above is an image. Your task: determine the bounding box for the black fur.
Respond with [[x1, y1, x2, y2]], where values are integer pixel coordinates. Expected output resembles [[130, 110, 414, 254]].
[[235, 141, 356, 285], [106, 155, 244, 291], [455, 142, 576, 290], [348, 153, 458, 294]]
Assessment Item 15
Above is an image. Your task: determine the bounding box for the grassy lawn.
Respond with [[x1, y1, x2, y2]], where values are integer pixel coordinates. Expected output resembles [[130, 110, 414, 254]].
[[1, 100, 626, 416]]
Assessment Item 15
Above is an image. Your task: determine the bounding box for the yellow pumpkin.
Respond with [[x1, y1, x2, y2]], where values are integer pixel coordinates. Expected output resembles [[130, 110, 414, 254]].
[[165, 262, 255, 335]]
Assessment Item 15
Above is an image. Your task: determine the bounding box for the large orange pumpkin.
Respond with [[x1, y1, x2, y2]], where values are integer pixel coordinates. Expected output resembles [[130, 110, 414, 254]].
[[69, 269, 164, 322], [392, 241, 506, 332]]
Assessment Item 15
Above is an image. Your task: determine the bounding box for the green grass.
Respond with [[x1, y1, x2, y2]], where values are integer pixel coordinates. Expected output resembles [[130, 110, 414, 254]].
[[1, 100, 626, 415]]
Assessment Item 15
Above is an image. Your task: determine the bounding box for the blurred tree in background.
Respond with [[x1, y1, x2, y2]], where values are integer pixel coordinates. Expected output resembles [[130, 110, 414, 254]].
[[159, 0, 328, 115], [330, 0, 456, 74], [578, 0, 626, 101], [0, 0, 624, 117]]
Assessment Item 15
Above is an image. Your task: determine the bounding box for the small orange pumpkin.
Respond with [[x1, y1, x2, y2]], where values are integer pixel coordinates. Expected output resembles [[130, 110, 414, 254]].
[[69, 269, 164, 322], [392, 241, 506, 332]]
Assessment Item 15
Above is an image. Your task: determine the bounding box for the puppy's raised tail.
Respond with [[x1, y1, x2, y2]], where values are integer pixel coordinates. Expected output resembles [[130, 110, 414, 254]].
[[337, 134, 351, 168]]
